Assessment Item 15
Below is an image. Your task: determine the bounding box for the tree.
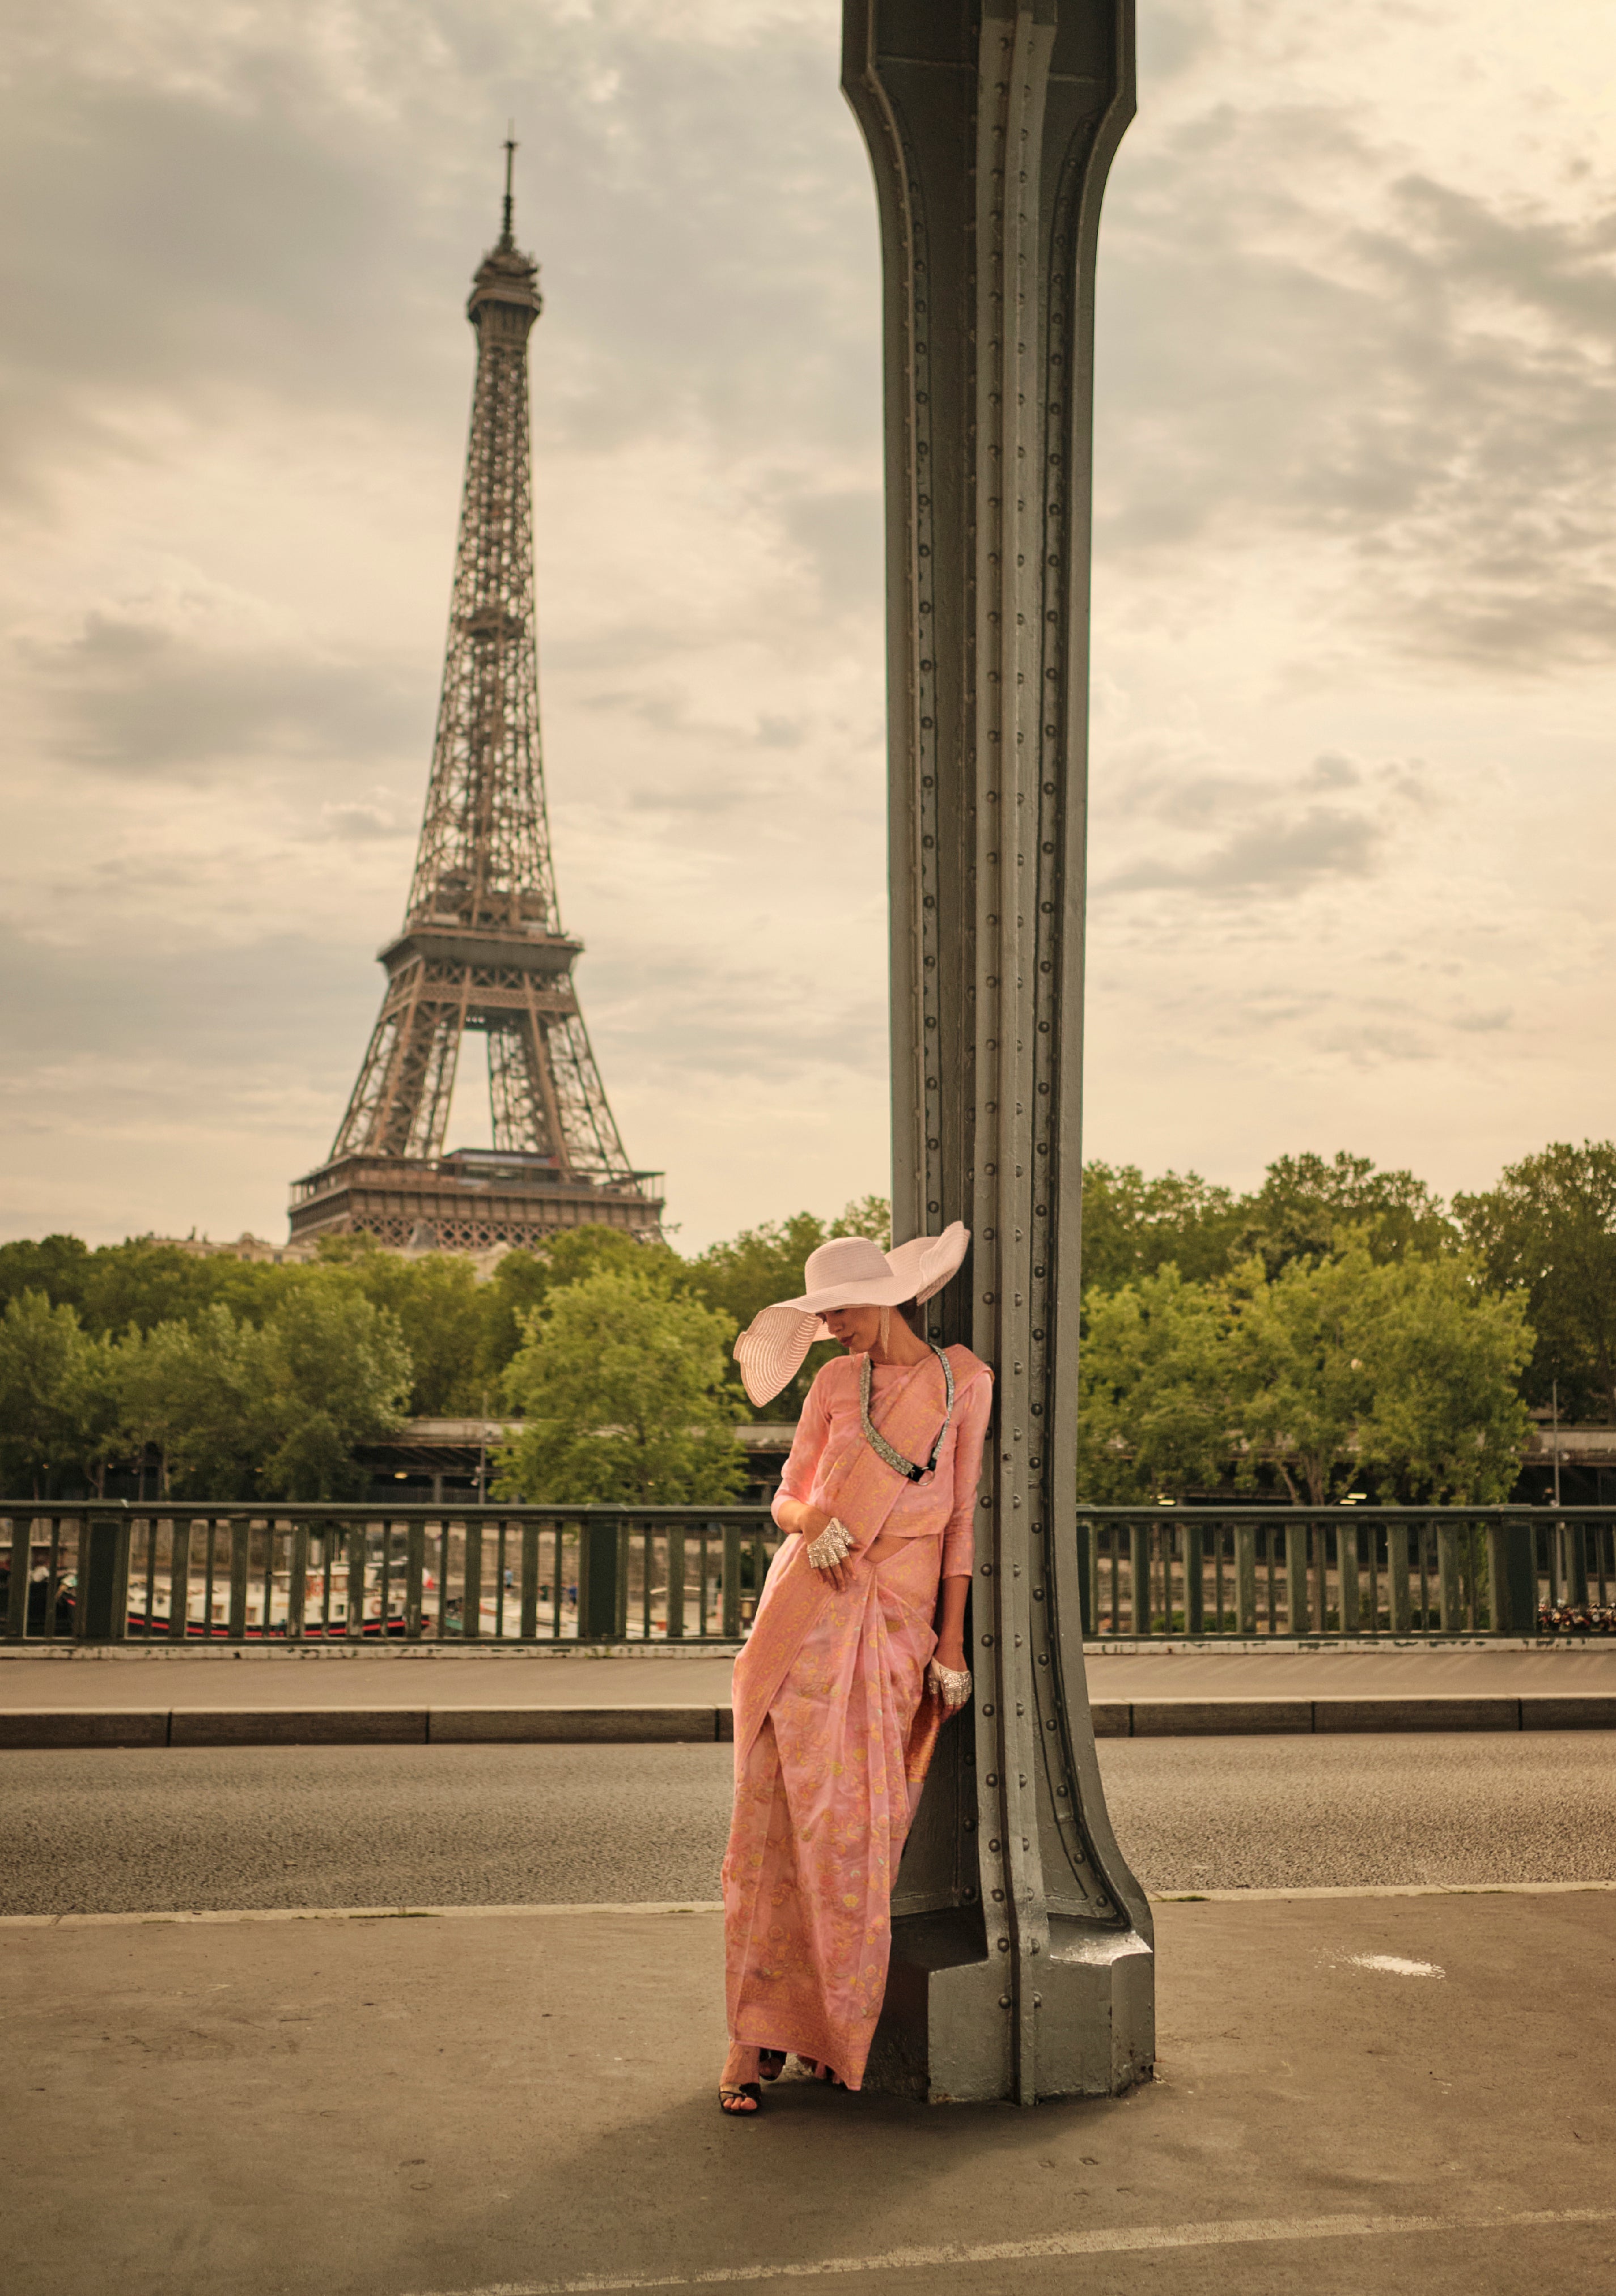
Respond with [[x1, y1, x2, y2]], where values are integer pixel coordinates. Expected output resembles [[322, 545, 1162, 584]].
[[1454, 1140, 1616, 1420], [1233, 1152, 1453, 1279], [1234, 1238, 1530, 1504], [0, 1291, 116, 1497], [114, 1308, 269, 1500], [473, 1226, 690, 1387], [312, 1237, 486, 1417], [1080, 1165, 1240, 1292], [495, 1268, 744, 1504], [1355, 1255, 1532, 1504], [0, 1235, 91, 1320], [257, 1284, 413, 1500], [1077, 1269, 1238, 1500]]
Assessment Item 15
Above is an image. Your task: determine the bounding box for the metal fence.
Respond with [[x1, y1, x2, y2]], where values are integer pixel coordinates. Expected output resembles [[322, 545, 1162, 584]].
[[6, 1502, 1615, 1646], [1078, 1508, 1616, 1639], [1, 1504, 782, 1646]]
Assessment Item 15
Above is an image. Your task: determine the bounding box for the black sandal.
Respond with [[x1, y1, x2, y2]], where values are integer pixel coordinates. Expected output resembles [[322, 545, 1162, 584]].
[[719, 2083, 761, 2116], [758, 2049, 786, 2082]]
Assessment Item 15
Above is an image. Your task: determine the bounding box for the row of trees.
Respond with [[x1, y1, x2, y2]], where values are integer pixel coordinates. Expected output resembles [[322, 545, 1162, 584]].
[[0, 1199, 890, 1501], [0, 1285, 410, 1502], [2, 1140, 1613, 1504], [1080, 1241, 1532, 1505]]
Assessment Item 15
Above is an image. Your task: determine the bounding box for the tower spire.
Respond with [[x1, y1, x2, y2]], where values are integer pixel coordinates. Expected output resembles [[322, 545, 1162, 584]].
[[289, 181, 662, 1255], [501, 128, 516, 248]]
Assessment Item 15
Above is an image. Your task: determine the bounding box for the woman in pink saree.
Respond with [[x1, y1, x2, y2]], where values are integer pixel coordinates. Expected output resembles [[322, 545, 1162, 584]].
[[718, 1224, 991, 2115]]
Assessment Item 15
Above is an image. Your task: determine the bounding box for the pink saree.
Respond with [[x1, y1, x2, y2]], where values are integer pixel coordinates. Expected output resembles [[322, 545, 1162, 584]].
[[722, 1346, 991, 2089]]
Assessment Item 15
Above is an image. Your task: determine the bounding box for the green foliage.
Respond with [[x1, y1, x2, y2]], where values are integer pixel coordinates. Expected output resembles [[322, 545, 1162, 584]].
[[77, 1240, 286, 1337], [494, 1268, 744, 1505], [0, 1292, 120, 1497], [1077, 1270, 1238, 1500], [320, 1245, 483, 1418], [1354, 1255, 1533, 1503], [1080, 1151, 1453, 1296], [1080, 1166, 1240, 1291], [1078, 1238, 1531, 1506], [474, 1228, 692, 1386], [256, 1284, 413, 1500], [1232, 1152, 1454, 1277], [1232, 1239, 1530, 1504], [116, 1308, 269, 1500], [1454, 1140, 1616, 1420], [0, 1236, 91, 1319]]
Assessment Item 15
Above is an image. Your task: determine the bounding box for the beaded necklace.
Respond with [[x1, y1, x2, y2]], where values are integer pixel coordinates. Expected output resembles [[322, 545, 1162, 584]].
[[859, 1343, 956, 1484]]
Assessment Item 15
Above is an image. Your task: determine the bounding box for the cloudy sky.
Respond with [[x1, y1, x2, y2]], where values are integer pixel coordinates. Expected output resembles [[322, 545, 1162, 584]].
[[3, 0, 1614, 1254]]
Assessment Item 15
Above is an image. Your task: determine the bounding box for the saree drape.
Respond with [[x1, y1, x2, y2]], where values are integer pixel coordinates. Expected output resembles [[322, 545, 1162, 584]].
[[722, 1347, 991, 2089]]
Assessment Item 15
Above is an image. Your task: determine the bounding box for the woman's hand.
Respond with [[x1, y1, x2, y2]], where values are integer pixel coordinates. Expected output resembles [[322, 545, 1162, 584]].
[[778, 1499, 853, 1592]]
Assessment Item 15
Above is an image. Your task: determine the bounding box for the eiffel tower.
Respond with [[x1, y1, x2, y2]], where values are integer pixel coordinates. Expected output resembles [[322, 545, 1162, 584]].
[[290, 147, 663, 1254]]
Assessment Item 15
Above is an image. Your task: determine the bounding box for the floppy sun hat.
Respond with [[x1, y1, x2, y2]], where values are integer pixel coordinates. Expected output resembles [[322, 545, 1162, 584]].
[[733, 1221, 970, 1407]]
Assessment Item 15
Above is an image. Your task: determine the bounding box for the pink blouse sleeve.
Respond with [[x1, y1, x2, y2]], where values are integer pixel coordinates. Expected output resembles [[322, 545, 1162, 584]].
[[940, 1370, 992, 1578], [770, 1367, 834, 1531]]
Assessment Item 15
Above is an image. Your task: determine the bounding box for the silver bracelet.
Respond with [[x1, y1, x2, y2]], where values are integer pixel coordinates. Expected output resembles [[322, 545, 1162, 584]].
[[805, 1517, 854, 1571], [926, 1658, 973, 1710]]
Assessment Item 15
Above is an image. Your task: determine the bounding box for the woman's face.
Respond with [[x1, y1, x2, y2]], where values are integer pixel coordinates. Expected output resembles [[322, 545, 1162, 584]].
[[821, 1304, 882, 1355]]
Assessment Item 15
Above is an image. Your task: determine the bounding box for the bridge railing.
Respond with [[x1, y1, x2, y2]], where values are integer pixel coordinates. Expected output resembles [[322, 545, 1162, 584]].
[[5, 1503, 1613, 1646], [0, 1503, 782, 1647], [1076, 1507, 1616, 1639]]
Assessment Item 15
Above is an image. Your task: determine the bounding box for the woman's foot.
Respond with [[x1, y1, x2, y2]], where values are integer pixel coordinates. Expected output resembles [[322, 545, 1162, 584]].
[[720, 2043, 762, 2115], [758, 2048, 786, 2083], [807, 2060, 846, 2088]]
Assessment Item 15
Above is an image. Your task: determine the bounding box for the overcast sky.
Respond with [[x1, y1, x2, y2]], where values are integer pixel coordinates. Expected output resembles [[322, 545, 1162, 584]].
[[2, 0, 1614, 1254]]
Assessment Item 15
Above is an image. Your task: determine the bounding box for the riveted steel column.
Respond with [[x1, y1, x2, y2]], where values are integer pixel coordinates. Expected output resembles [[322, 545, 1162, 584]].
[[845, 0, 1151, 2106]]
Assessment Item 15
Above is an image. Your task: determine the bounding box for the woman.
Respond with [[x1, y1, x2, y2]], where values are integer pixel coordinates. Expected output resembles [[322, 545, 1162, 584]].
[[718, 1223, 991, 2114]]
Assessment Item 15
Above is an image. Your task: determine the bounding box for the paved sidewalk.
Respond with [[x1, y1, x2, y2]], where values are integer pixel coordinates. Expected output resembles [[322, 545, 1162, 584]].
[[2, 1890, 1611, 2296], [2, 1644, 1613, 1745], [4, 1642, 1614, 1707]]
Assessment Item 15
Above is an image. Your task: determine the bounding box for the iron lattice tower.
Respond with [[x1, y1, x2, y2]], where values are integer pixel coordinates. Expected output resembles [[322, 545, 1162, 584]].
[[290, 149, 661, 1253]]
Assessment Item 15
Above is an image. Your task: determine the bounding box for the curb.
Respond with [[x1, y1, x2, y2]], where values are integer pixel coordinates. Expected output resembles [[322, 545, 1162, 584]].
[[3, 1697, 1615, 1748]]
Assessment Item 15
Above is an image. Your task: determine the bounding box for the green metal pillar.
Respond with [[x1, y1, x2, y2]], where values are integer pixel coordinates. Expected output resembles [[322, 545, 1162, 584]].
[[846, 0, 1151, 2106]]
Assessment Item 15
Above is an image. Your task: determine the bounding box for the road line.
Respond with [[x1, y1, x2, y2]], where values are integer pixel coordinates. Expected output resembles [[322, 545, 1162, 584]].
[[0, 1900, 723, 1930], [1151, 1880, 1616, 1902], [402, 2206, 1616, 2295], [3, 1881, 1615, 1930]]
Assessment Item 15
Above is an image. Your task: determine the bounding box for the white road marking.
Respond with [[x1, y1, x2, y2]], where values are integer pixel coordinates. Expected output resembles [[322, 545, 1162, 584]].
[[402, 2206, 1616, 2295], [1152, 1879, 1616, 1901], [0, 1900, 723, 1929], [3, 1880, 1615, 1929], [1343, 1953, 1445, 1976]]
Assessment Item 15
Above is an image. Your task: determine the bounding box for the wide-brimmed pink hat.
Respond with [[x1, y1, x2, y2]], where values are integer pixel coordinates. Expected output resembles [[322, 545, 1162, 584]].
[[733, 1221, 970, 1407]]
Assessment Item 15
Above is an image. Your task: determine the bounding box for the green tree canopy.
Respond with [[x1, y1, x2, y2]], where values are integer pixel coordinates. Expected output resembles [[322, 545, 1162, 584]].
[[116, 1307, 270, 1501], [1079, 1165, 1240, 1292], [1231, 1152, 1454, 1278], [495, 1267, 744, 1505], [0, 1291, 120, 1498], [1077, 1268, 1237, 1500], [1234, 1238, 1529, 1504], [1454, 1140, 1616, 1420], [256, 1284, 413, 1500]]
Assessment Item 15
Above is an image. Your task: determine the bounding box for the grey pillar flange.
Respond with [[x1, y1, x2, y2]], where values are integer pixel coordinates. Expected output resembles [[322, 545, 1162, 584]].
[[844, 0, 1153, 2105]]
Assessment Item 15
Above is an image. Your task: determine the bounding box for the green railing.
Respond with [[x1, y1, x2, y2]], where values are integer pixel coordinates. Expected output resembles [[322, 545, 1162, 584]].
[[1077, 1507, 1616, 1639], [7, 1502, 1614, 1647], [0, 1504, 782, 1646]]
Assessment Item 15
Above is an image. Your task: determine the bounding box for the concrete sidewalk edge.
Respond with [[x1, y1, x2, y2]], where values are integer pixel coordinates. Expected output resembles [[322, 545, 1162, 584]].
[[4, 1694, 1616, 1748]]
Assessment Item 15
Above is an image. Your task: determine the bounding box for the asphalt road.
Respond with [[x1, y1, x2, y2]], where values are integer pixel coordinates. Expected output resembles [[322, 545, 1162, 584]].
[[4, 1733, 1615, 1916]]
